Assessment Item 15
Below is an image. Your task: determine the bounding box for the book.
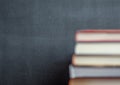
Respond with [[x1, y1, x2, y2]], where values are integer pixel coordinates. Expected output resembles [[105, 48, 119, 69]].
[[78, 29, 120, 33], [76, 29, 120, 42], [69, 65, 120, 78], [69, 78, 120, 85], [72, 55, 120, 66], [75, 42, 120, 55]]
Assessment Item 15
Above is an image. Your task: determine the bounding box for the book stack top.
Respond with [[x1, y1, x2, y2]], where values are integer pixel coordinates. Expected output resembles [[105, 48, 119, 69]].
[[69, 29, 120, 85]]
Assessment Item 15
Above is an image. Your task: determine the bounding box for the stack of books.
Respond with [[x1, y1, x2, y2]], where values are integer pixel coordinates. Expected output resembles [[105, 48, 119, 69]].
[[69, 30, 120, 85]]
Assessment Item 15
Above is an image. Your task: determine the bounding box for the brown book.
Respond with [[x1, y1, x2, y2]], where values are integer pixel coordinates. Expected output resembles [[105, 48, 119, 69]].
[[69, 78, 120, 85], [72, 55, 120, 66]]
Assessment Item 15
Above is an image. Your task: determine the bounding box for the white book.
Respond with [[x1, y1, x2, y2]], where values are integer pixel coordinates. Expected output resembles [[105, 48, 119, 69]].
[[75, 43, 120, 55]]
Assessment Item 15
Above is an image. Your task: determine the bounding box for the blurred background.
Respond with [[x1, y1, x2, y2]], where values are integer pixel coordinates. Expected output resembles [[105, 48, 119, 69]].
[[0, 0, 120, 85]]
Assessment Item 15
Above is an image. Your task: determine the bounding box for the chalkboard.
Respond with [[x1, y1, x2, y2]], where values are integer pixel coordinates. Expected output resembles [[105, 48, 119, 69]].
[[0, 0, 120, 85]]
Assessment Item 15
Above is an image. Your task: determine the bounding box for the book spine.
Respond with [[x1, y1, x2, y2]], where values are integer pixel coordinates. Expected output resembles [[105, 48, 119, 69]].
[[69, 65, 120, 78], [75, 30, 120, 42], [69, 65, 76, 78], [77, 29, 120, 33]]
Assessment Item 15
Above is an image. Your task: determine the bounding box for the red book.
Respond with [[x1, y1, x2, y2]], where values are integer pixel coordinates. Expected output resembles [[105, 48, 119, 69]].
[[78, 29, 120, 33], [69, 78, 120, 85], [76, 29, 120, 42]]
